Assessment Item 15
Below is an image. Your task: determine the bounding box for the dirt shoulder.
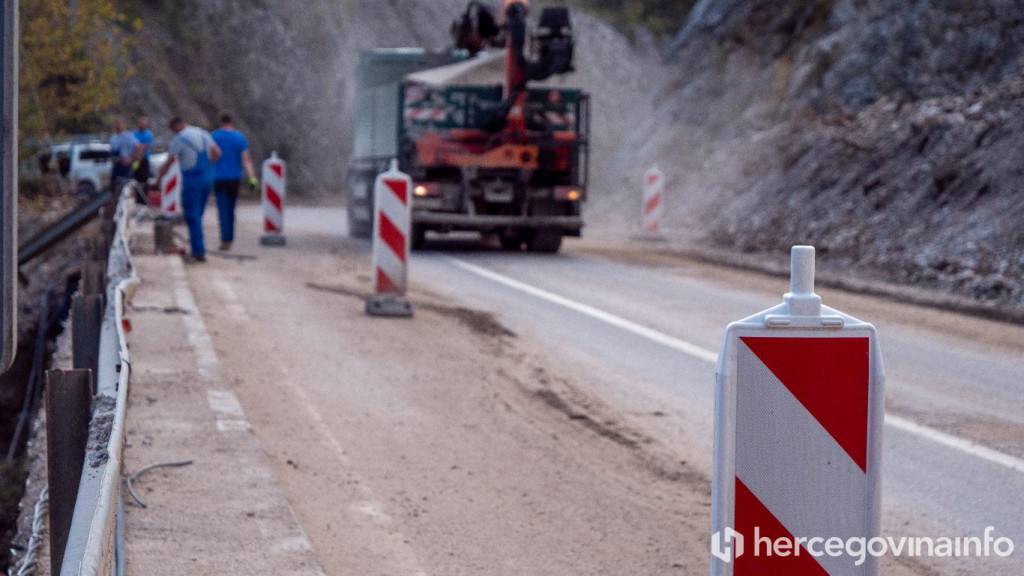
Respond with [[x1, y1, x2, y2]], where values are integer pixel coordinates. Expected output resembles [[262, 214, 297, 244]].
[[182, 220, 712, 575]]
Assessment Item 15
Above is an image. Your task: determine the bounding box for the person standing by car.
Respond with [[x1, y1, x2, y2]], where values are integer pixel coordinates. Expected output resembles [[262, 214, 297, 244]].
[[158, 117, 222, 262], [211, 113, 258, 251], [109, 117, 143, 189], [133, 115, 155, 183]]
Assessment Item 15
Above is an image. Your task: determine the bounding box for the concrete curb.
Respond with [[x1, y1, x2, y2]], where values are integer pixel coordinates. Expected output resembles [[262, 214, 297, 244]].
[[640, 242, 1024, 326]]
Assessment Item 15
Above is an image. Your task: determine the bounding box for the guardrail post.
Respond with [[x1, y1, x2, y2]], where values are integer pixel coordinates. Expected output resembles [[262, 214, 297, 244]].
[[80, 261, 106, 299], [46, 368, 94, 576], [72, 293, 104, 390]]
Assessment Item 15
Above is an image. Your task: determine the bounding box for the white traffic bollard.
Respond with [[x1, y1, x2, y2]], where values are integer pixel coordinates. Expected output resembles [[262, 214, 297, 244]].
[[711, 246, 884, 576], [260, 152, 287, 246], [159, 156, 182, 216], [365, 159, 413, 317], [641, 166, 665, 237]]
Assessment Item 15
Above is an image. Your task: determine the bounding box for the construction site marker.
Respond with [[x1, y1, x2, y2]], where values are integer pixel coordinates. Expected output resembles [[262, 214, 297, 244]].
[[260, 152, 287, 246], [366, 159, 413, 318], [641, 166, 665, 237], [711, 245, 885, 575], [160, 156, 182, 216]]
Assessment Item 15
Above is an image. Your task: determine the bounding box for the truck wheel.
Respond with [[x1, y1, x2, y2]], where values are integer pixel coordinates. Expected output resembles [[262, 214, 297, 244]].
[[526, 229, 563, 253], [347, 209, 372, 239], [411, 226, 427, 251], [500, 232, 524, 251]]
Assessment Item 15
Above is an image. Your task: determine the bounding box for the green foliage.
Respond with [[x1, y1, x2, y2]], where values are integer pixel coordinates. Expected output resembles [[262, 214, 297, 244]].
[[19, 0, 140, 142]]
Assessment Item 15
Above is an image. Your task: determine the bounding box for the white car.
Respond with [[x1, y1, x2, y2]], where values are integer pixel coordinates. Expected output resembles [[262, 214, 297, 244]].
[[44, 141, 113, 195]]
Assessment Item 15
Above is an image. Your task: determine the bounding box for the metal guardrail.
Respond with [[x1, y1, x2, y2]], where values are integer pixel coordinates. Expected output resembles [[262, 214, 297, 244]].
[[58, 184, 138, 576], [18, 189, 115, 266]]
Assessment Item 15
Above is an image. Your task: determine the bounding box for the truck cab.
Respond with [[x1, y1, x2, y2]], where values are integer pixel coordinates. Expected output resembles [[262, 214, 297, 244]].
[[347, 45, 589, 253]]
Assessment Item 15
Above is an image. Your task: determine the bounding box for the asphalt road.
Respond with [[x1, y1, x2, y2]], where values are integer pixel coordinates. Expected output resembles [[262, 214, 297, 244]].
[[234, 205, 1023, 574]]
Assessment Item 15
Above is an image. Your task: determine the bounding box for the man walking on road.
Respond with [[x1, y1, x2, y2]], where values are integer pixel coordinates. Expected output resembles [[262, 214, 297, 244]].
[[109, 117, 143, 189], [158, 117, 221, 262], [211, 114, 258, 251], [133, 115, 155, 183]]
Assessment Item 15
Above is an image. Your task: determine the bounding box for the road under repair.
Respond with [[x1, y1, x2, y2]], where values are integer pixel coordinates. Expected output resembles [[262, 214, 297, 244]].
[[119, 205, 1023, 575]]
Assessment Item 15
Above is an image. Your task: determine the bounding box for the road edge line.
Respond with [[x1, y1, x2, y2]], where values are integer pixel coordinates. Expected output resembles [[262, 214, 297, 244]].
[[447, 256, 1024, 476]]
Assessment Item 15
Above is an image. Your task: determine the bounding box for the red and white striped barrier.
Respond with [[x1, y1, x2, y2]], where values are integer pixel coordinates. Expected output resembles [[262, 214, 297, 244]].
[[641, 166, 665, 235], [712, 246, 885, 576], [260, 152, 287, 246], [366, 159, 413, 317], [159, 156, 182, 216]]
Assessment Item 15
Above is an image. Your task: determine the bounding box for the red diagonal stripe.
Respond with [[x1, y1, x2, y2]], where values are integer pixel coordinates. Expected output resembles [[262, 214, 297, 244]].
[[266, 185, 283, 212], [265, 218, 279, 232], [742, 337, 870, 472], [164, 175, 178, 194], [646, 173, 659, 186], [271, 163, 284, 179], [385, 178, 408, 205], [735, 478, 829, 575], [378, 212, 406, 262], [644, 192, 661, 215], [376, 268, 399, 294]]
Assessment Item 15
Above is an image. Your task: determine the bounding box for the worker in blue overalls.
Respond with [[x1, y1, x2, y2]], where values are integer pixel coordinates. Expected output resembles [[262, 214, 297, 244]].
[[158, 117, 222, 262]]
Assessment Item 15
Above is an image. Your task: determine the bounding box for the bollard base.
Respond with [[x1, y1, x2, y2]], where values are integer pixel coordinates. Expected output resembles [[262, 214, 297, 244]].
[[260, 234, 287, 247], [154, 219, 175, 254], [365, 294, 414, 318], [630, 232, 667, 243]]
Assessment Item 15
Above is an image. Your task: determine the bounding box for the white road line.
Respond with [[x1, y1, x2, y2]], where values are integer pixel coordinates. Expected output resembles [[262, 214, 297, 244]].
[[448, 257, 719, 364], [448, 256, 1024, 476], [885, 414, 1024, 474]]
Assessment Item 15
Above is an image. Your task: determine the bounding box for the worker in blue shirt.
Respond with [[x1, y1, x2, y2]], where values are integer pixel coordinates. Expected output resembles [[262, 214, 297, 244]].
[[158, 117, 222, 262], [211, 113, 258, 251], [109, 117, 143, 188], [133, 115, 155, 183]]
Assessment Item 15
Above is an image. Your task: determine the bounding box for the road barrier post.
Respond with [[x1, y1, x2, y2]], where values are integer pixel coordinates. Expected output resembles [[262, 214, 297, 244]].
[[45, 368, 94, 576], [711, 245, 885, 575], [366, 159, 413, 317], [159, 156, 182, 216], [641, 166, 665, 237], [71, 293, 103, 389], [260, 151, 287, 246], [80, 261, 106, 299]]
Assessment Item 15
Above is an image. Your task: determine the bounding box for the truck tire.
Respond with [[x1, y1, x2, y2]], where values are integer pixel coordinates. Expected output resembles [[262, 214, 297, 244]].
[[411, 225, 427, 251], [525, 228, 563, 253], [347, 209, 372, 239], [499, 232, 525, 251]]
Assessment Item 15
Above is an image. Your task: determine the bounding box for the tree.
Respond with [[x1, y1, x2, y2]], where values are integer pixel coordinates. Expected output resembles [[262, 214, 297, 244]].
[[19, 0, 139, 143]]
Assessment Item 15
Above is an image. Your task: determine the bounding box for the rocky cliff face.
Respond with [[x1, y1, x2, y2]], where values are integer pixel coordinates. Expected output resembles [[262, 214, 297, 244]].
[[124, 0, 466, 191], [592, 0, 1024, 310], [124, 0, 658, 197], [127, 0, 1024, 309]]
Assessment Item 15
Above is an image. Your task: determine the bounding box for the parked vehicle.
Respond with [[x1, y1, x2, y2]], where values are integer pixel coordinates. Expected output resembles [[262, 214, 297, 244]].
[[41, 140, 113, 195]]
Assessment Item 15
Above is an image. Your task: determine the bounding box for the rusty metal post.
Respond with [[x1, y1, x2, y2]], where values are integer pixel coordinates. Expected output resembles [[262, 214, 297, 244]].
[[46, 368, 93, 576], [72, 293, 103, 390], [80, 261, 106, 298]]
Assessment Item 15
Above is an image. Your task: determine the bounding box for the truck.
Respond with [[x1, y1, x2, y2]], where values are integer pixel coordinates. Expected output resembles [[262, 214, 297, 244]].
[[347, 4, 588, 253]]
